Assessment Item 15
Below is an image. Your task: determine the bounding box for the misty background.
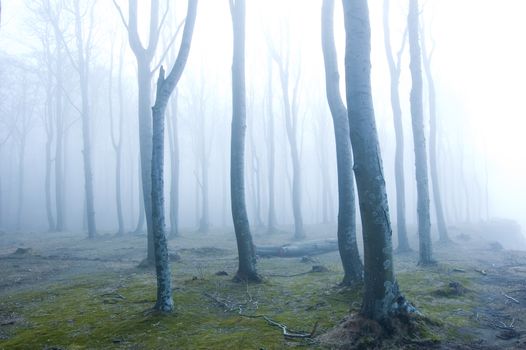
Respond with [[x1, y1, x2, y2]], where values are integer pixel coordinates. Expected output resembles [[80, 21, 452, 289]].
[[0, 0, 525, 242]]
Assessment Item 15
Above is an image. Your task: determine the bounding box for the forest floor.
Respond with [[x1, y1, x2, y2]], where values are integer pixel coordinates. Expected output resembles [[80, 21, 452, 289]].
[[0, 226, 526, 349]]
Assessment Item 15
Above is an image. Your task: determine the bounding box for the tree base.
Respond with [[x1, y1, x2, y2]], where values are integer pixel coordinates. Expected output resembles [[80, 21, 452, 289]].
[[233, 270, 262, 283]]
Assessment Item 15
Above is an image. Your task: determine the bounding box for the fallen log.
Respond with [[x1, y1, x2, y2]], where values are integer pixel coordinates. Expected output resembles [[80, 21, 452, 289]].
[[256, 239, 338, 258]]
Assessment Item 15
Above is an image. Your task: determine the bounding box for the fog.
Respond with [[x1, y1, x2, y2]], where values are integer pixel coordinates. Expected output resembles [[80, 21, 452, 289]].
[[2, 0, 526, 347]]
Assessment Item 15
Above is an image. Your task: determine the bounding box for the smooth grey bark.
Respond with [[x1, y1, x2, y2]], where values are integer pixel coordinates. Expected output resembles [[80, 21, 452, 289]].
[[134, 156, 146, 233], [321, 0, 363, 286], [421, 27, 450, 243], [109, 41, 125, 236], [342, 0, 411, 322], [269, 42, 305, 240], [230, 0, 260, 282], [408, 0, 433, 265], [196, 93, 210, 234], [113, 0, 162, 261], [167, 90, 179, 237], [383, 0, 411, 252], [150, 0, 198, 312], [265, 57, 277, 234]]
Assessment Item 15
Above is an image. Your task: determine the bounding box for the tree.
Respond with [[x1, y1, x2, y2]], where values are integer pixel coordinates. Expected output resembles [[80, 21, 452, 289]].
[[268, 29, 305, 240], [264, 56, 277, 234], [321, 0, 363, 286], [229, 0, 260, 282], [48, 0, 97, 238], [421, 21, 451, 243], [109, 39, 125, 236], [166, 89, 179, 237], [382, 0, 411, 252], [342, 0, 412, 321], [408, 0, 433, 265], [112, 0, 165, 260], [150, 0, 198, 312]]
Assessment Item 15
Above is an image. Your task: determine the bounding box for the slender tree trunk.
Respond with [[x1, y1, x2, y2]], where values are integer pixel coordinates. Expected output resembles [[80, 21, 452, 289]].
[[321, 0, 363, 286], [16, 135, 26, 231], [54, 37, 65, 232], [134, 154, 146, 233], [45, 124, 55, 231], [383, 0, 410, 252], [198, 110, 209, 233], [149, 0, 198, 312], [167, 91, 179, 237], [266, 58, 277, 234], [408, 0, 433, 264], [421, 31, 450, 243], [342, 0, 412, 322], [151, 68, 174, 312], [230, 0, 260, 282]]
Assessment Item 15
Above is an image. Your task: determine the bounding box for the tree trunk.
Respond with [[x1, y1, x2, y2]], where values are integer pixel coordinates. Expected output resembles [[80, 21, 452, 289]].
[[167, 90, 179, 237], [44, 118, 56, 232], [408, 0, 433, 264], [198, 107, 209, 233], [54, 35, 65, 232], [266, 58, 277, 234], [321, 0, 363, 286], [342, 0, 411, 322], [151, 68, 174, 312], [16, 135, 26, 231], [421, 29, 450, 243], [134, 154, 146, 233], [383, 0, 410, 252], [150, 0, 198, 312], [230, 0, 260, 282]]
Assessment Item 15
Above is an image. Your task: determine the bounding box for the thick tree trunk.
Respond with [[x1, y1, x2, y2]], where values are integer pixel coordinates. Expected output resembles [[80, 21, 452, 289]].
[[342, 0, 410, 322], [408, 0, 433, 265], [230, 0, 260, 282], [321, 0, 363, 286], [256, 239, 338, 258], [421, 31, 450, 243], [383, 0, 411, 252]]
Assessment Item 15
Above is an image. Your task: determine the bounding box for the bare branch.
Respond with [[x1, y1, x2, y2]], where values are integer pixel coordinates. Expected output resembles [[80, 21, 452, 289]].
[[111, 0, 129, 31], [152, 18, 186, 73]]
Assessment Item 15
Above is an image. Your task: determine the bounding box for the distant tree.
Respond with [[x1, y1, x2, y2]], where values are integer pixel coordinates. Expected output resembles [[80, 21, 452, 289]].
[[342, 0, 413, 321], [150, 0, 198, 312], [421, 21, 451, 243], [229, 0, 260, 282], [383, 0, 411, 252], [268, 28, 305, 240], [48, 0, 98, 238], [247, 91, 264, 229], [108, 39, 125, 236], [408, 0, 433, 265], [166, 89, 179, 237], [321, 0, 363, 286], [264, 56, 277, 234]]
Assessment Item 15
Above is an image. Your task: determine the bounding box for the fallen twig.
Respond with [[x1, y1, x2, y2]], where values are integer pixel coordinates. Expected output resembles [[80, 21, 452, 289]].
[[204, 292, 318, 339], [503, 293, 520, 304], [475, 269, 487, 276]]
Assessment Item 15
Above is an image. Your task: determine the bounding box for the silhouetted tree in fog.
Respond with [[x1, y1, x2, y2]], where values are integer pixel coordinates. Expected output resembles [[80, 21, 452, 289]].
[[167, 90, 179, 237], [268, 27, 305, 240], [408, 0, 433, 265], [264, 56, 277, 234], [383, 0, 411, 252], [421, 21, 451, 243], [342, 0, 413, 321], [109, 40, 125, 236], [321, 0, 363, 286], [150, 0, 198, 312], [230, 0, 260, 282]]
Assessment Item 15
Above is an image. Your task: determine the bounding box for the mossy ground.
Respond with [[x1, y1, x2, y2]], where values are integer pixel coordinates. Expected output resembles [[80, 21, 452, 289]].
[[1, 228, 526, 349]]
